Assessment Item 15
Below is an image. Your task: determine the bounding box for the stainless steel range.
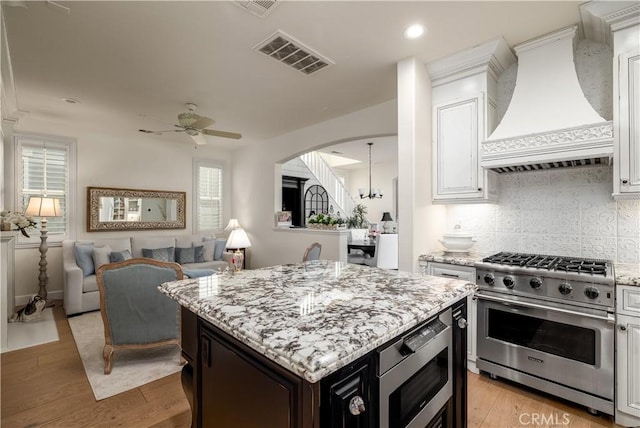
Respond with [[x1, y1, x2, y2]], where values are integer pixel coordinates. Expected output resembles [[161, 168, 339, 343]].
[[474, 252, 615, 416]]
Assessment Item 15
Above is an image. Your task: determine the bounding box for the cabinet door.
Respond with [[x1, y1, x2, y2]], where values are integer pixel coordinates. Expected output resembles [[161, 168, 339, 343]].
[[616, 50, 640, 196], [200, 330, 304, 428], [616, 313, 640, 425], [433, 94, 492, 202]]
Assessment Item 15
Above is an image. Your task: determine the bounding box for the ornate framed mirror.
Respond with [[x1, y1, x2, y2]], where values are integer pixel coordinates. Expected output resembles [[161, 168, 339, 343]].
[[87, 187, 186, 231]]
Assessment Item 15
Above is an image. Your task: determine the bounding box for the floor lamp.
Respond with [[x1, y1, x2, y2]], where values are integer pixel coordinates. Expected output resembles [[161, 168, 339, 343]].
[[25, 196, 61, 306]]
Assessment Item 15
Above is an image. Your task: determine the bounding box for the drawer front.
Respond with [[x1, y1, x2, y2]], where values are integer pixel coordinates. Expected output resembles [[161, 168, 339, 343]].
[[428, 262, 475, 282], [619, 286, 640, 316]]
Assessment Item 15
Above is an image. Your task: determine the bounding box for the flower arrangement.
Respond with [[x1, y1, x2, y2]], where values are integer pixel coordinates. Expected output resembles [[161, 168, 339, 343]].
[[0, 210, 38, 237], [307, 213, 346, 230]]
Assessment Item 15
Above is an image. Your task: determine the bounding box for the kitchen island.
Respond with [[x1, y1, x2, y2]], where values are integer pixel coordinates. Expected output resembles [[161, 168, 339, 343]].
[[159, 260, 475, 428]]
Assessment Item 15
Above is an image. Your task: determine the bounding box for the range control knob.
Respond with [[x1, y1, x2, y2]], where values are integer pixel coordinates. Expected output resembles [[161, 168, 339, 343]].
[[529, 277, 543, 290], [585, 287, 600, 300], [483, 273, 495, 286], [503, 276, 515, 289], [559, 282, 573, 295]]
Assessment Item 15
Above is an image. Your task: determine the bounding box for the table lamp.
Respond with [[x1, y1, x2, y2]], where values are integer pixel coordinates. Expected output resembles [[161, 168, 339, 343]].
[[381, 212, 393, 234], [225, 228, 251, 271], [25, 196, 61, 306]]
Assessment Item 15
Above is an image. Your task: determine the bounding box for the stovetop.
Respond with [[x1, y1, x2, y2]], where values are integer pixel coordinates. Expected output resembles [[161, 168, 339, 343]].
[[475, 252, 615, 308], [480, 252, 612, 278]]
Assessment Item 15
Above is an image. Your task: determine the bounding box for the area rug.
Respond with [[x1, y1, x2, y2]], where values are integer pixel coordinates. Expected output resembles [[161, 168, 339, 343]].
[[68, 311, 183, 400], [5, 307, 59, 352]]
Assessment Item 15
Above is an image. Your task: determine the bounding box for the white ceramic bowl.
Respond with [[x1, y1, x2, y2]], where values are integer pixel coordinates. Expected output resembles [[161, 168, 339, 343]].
[[438, 232, 476, 252]]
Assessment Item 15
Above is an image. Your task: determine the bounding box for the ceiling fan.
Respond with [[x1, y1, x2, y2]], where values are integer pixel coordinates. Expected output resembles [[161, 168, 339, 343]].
[[139, 103, 242, 144]]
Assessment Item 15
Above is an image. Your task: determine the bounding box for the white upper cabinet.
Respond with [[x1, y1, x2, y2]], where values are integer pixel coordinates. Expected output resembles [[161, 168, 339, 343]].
[[613, 32, 640, 198], [428, 38, 515, 203]]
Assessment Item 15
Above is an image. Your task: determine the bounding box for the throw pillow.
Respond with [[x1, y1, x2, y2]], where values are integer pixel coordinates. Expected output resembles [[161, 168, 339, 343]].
[[92, 245, 112, 271], [201, 237, 215, 262], [175, 246, 204, 264], [214, 239, 226, 261], [74, 244, 95, 277], [109, 249, 132, 263], [142, 247, 175, 262]]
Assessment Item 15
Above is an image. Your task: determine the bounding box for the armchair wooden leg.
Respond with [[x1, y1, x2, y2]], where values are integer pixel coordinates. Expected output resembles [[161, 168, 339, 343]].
[[103, 345, 114, 375]]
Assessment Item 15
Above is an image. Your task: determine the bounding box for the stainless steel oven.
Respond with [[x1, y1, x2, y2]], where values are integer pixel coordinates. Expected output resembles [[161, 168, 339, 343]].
[[378, 308, 452, 428], [475, 252, 616, 416]]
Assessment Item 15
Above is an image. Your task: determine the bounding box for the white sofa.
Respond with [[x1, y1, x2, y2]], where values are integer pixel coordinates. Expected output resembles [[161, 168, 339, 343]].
[[62, 233, 232, 316]]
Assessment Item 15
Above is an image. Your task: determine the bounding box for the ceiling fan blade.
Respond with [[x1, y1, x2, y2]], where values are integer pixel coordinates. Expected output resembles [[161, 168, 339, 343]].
[[190, 116, 215, 130], [190, 134, 207, 146], [202, 129, 242, 140], [139, 128, 185, 135]]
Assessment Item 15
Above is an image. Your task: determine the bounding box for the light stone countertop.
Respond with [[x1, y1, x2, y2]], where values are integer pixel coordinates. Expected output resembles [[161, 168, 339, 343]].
[[419, 251, 488, 267], [159, 260, 475, 383], [614, 263, 640, 287]]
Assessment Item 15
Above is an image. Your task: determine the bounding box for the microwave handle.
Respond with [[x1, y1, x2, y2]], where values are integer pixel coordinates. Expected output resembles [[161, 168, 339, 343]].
[[475, 293, 615, 323]]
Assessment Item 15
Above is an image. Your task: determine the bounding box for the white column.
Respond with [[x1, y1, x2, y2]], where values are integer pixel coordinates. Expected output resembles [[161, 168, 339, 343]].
[[397, 57, 446, 273]]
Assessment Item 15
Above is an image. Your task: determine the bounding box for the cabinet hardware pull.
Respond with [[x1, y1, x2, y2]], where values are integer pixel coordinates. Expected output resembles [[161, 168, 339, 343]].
[[622, 179, 629, 184], [477, 187, 482, 191], [620, 325, 627, 331], [440, 272, 460, 278], [349, 396, 366, 415]]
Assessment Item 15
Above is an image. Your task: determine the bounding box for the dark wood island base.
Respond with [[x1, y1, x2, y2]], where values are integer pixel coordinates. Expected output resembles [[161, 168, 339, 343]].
[[180, 298, 468, 428]]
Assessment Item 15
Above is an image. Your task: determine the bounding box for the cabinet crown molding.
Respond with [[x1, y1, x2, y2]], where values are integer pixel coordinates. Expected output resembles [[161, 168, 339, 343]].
[[427, 37, 516, 86]]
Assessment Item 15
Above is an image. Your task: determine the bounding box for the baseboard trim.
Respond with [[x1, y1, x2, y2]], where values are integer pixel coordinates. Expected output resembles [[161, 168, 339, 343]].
[[15, 291, 63, 307]]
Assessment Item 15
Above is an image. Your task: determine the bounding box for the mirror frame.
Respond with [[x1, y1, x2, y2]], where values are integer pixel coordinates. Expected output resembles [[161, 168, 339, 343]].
[[87, 186, 186, 231]]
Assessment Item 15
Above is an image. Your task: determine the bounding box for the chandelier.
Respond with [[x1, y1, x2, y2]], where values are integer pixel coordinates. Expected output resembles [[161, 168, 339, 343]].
[[358, 142, 382, 199]]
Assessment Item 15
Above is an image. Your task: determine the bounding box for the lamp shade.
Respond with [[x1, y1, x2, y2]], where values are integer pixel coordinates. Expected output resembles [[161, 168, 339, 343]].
[[225, 218, 241, 231], [381, 212, 393, 222], [226, 228, 251, 249], [25, 197, 61, 217]]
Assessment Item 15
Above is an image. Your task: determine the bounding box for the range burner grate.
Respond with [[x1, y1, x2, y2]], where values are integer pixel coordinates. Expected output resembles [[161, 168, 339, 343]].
[[482, 252, 611, 277]]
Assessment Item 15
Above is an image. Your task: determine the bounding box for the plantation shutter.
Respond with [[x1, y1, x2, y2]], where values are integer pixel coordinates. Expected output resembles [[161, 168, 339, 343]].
[[196, 162, 223, 231], [17, 136, 73, 242]]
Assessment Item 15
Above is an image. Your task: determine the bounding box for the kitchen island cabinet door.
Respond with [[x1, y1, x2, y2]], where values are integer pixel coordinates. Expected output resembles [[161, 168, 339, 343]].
[[199, 325, 316, 428]]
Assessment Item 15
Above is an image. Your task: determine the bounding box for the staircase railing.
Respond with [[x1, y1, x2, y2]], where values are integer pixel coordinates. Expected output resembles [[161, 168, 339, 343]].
[[299, 151, 357, 218]]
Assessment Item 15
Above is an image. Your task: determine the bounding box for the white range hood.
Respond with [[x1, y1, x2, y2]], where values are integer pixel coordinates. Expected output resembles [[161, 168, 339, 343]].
[[481, 26, 613, 173]]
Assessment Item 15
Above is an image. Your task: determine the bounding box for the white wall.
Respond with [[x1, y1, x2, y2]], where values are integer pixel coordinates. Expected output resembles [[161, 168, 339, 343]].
[[231, 100, 397, 269], [3, 118, 233, 301], [347, 161, 397, 224]]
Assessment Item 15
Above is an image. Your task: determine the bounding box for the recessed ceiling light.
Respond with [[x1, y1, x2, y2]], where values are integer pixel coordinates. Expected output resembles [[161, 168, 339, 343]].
[[61, 97, 80, 104], [404, 24, 425, 40]]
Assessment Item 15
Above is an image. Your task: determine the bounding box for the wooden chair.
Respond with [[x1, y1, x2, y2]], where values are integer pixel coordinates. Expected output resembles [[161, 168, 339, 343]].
[[302, 242, 322, 262], [96, 258, 183, 374]]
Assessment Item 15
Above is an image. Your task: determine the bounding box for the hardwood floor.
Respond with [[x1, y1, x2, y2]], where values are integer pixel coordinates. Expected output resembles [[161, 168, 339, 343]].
[[1, 304, 624, 427]]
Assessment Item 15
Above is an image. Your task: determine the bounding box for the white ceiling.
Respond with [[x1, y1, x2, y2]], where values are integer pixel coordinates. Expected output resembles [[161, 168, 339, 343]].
[[3, 1, 585, 159]]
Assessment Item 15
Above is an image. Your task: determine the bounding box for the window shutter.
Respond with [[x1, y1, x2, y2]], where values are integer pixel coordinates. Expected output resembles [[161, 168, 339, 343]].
[[196, 162, 223, 231]]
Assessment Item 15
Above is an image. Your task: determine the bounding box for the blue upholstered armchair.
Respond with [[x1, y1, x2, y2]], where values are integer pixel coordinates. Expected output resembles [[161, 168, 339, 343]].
[[96, 258, 183, 374]]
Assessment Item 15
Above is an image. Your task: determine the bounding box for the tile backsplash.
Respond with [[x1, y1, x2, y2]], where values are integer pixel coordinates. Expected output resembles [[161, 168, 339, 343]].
[[446, 166, 640, 263]]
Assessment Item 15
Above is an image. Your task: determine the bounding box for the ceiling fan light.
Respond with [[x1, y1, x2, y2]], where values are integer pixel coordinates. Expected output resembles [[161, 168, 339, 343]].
[[185, 128, 199, 136]]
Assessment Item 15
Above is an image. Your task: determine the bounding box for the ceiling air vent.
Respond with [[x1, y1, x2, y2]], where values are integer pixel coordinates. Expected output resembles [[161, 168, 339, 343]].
[[234, 0, 279, 18], [254, 31, 334, 75]]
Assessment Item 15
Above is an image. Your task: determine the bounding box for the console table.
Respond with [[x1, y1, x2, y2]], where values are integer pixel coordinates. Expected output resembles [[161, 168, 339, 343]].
[[1, 232, 16, 352]]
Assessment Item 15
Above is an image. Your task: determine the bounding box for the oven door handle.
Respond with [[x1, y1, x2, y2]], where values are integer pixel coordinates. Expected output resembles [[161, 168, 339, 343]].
[[475, 293, 615, 323]]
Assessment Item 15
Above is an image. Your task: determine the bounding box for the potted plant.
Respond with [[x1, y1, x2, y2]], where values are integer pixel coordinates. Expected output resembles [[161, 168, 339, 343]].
[[346, 204, 369, 229]]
